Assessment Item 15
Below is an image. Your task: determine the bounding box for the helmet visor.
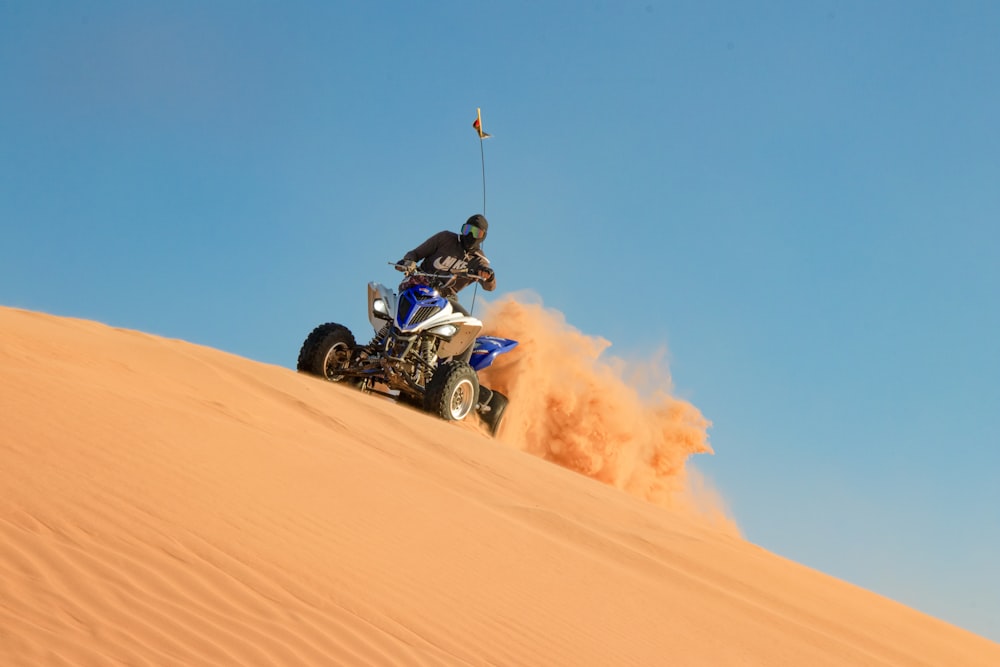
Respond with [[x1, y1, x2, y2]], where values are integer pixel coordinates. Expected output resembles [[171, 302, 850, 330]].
[[461, 222, 486, 239]]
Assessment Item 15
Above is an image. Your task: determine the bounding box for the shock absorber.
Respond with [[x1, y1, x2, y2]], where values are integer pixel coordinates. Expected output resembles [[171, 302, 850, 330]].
[[419, 337, 439, 375], [367, 323, 390, 351]]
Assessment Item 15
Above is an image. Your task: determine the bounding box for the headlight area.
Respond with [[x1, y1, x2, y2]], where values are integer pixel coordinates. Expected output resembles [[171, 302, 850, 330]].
[[372, 298, 390, 319], [429, 324, 458, 339]]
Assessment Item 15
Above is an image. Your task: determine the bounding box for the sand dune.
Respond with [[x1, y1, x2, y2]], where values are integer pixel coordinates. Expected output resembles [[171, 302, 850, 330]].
[[2, 305, 998, 666]]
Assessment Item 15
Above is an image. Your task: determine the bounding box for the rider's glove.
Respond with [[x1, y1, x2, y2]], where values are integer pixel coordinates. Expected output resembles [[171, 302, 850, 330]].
[[474, 265, 495, 282], [466, 258, 494, 282], [395, 259, 417, 273]]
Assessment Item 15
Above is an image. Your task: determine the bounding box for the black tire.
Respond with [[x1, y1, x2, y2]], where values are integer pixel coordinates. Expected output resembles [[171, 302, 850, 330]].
[[479, 390, 509, 437], [424, 360, 479, 421], [297, 323, 358, 383]]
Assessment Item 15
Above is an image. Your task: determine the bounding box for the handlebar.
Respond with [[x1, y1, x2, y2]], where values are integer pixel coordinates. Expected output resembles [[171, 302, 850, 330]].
[[388, 261, 487, 285]]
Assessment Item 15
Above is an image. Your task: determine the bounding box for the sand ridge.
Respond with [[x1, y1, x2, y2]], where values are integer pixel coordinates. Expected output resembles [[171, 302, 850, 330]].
[[2, 306, 998, 665]]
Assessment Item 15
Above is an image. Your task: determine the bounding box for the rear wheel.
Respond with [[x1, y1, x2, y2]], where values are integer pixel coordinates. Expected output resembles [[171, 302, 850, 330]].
[[297, 323, 359, 384], [479, 390, 509, 437], [424, 360, 479, 421]]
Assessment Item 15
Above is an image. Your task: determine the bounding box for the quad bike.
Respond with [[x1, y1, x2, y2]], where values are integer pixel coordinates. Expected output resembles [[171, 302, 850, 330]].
[[297, 264, 517, 436]]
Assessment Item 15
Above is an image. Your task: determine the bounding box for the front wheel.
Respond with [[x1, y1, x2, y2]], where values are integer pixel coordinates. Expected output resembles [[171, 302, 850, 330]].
[[424, 360, 479, 421], [297, 323, 359, 384]]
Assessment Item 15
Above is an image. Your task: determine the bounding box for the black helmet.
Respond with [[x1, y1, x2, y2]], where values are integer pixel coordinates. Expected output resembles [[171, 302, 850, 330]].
[[460, 214, 488, 251]]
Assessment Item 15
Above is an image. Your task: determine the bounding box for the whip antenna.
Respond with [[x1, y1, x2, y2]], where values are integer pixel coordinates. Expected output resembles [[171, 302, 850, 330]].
[[472, 107, 491, 215], [479, 139, 487, 214], [470, 108, 492, 314]]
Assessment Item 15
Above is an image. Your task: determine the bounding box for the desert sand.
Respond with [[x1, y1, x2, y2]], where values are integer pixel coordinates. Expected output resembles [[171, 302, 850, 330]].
[[2, 304, 998, 666]]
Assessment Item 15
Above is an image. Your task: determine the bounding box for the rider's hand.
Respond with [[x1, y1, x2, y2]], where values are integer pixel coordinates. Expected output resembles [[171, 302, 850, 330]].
[[395, 259, 417, 273], [466, 258, 494, 282]]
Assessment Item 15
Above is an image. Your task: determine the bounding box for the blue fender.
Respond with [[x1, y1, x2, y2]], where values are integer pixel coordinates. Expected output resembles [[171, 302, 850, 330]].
[[470, 336, 518, 372]]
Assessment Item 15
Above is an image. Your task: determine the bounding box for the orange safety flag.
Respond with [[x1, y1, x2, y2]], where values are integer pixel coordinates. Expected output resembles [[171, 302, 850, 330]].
[[472, 108, 491, 139]]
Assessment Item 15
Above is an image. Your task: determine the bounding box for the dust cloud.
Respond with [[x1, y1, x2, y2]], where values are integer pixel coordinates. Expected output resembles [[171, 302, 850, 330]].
[[477, 292, 739, 534]]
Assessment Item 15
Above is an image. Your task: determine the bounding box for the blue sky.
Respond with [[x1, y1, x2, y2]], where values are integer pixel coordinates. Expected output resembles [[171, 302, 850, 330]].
[[2, 1, 998, 642]]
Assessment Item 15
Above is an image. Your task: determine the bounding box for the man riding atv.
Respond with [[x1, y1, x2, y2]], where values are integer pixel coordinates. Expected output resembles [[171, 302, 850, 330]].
[[296, 212, 513, 435]]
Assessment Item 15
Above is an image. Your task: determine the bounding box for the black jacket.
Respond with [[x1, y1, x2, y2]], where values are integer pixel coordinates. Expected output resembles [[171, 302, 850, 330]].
[[401, 231, 497, 294]]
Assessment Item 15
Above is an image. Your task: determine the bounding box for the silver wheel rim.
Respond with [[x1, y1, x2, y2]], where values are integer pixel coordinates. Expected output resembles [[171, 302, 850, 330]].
[[323, 343, 350, 380], [449, 378, 476, 419]]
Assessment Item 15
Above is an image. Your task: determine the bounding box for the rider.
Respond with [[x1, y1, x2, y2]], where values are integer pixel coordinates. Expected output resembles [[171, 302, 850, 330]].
[[395, 214, 496, 316]]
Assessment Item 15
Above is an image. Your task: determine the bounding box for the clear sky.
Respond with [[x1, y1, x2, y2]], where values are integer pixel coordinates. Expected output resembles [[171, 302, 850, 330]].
[[2, 1, 998, 642]]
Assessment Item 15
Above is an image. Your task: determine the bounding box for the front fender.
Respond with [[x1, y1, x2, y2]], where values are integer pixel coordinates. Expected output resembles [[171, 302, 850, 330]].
[[470, 336, 518, 372], [367, 282, 397, 330]]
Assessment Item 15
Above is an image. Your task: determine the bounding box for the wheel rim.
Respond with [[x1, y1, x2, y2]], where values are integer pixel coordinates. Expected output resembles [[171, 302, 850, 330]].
[[449, 378, 476, 419], [323, 342, 351, 380]]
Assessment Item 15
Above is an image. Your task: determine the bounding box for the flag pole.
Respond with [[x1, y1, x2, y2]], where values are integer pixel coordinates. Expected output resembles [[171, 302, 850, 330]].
[[470, 107, 490, 315], [476, 107, 487, 215]]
